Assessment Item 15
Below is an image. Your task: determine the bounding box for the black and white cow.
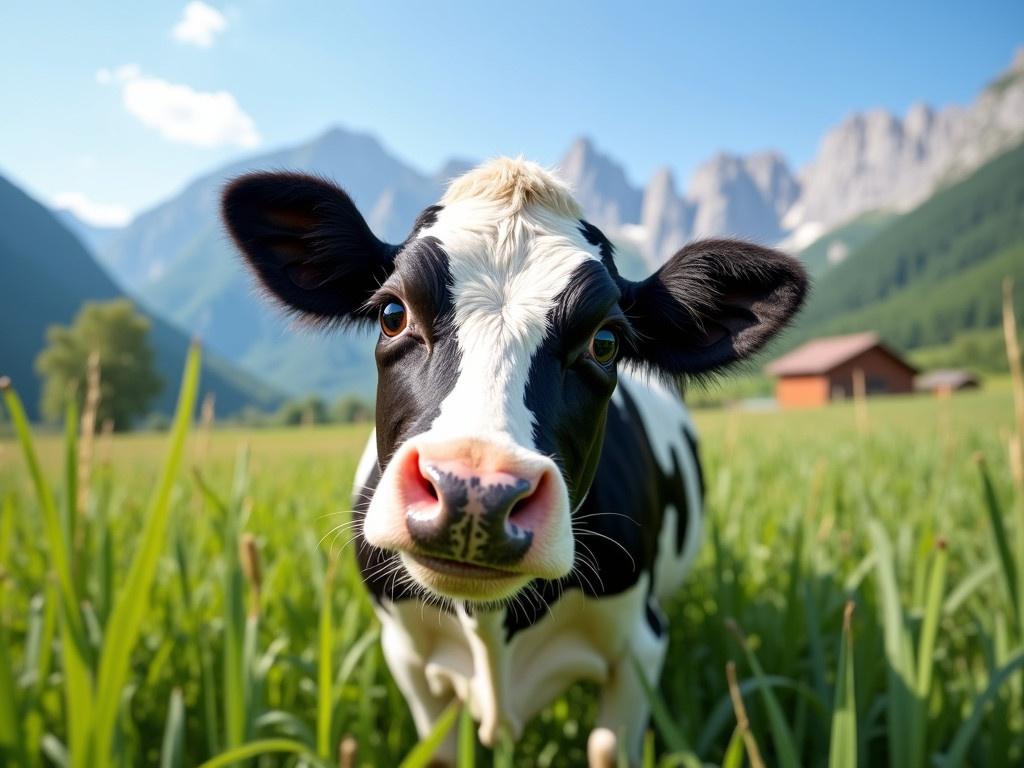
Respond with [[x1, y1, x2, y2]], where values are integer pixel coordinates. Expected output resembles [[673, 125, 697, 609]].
[[222, 159, 806, 764]]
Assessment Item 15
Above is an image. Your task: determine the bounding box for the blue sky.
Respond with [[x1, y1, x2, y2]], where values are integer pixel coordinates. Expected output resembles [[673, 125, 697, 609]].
[[2, 1, 1021, 226]]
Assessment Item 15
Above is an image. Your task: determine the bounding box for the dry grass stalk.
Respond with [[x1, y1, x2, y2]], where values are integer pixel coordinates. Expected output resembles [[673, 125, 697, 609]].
[[338, 735, 358, 768], [76, 351, 101, 522], [194, 391, 216, 464], [852, 366, 868, 436], [585, 726, 617, 768], [726, 660, 766, 768], [1003, 278, 1024, 493], [240, 532, 262, 617], [98, 418, 114, 467]]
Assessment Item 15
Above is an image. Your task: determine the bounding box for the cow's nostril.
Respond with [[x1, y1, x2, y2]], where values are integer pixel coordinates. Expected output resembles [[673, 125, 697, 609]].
[[507, 470, 547, 526], [508, 494, 531, 522], [405, 450, 441, 506]]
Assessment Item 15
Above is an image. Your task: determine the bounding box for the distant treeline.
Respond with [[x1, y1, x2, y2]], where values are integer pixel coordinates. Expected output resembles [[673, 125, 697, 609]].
[[137, 393, 374, 431]]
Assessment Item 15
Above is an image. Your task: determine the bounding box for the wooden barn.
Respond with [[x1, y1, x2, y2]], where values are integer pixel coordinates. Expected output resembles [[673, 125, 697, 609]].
[[766, 332, 918, 408]]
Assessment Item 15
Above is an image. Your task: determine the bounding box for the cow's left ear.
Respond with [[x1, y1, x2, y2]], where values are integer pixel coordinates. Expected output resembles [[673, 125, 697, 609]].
[[617, 239, 808, 374], [222, 172, 397, 325]]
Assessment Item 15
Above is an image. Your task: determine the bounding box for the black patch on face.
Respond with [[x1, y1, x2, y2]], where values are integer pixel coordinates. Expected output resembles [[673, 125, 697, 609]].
[[353, 227, 464, 604], [578, 220, 619, 279], [371, 235, 461, 467], [525, 260, 624, 509], [410, 204, 442, 236]]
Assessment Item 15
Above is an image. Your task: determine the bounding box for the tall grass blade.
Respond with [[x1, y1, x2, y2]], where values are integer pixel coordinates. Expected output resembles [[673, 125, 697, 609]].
[[940, 650, 1024, 768], [62, 397, 78, 574], [725, 620, 800, 768], [398, 702, 460, 768], [721, 727, 746, 768], [0, 621, 19, 757], [457, 705, 476, 768], [1, 379, 94, 767], [630, 654, 690, 754], [867, 519, 915, 767], [916, 542, 948, 696], [828, 602, 857, 768], [976, 455, 1022, 635], [198, 739, 332, 768], [317, 558, 335, 758], [160, 688, 186, 768], [90, 343, 201, 764]]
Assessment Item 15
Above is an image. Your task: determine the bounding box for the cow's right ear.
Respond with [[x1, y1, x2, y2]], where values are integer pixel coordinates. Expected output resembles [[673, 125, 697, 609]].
[[222, 172, 396, 324]]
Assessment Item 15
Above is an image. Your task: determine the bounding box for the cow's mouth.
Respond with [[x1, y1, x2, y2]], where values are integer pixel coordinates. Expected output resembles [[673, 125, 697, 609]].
[[408, 552, 520, 579], [401, 551, 531, 601]]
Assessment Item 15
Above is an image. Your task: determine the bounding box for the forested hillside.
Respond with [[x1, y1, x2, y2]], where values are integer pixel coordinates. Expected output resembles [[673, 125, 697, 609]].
[[0, 173, 282, 420], [788, 140, 1024, 354]]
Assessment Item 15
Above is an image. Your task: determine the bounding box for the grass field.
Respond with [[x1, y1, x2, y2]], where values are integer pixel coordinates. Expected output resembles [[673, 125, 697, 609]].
[[1, 352, 1023, 767]]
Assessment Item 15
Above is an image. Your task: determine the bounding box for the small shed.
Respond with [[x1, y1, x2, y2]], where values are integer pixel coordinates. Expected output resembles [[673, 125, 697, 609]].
[[915, 369, 981, 395], [766, 332, 918, 408]]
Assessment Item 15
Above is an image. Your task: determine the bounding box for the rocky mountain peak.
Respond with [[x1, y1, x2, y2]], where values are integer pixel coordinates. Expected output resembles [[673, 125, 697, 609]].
[[794, 49, 1024, 234], [558, 136, 642, 231]]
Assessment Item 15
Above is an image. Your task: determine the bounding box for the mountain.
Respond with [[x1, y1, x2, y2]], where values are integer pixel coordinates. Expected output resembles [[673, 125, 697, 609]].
[[53, 209, 123, 255], [557, 142, 799, 266], [0, 172, 282, 421], [558, 137, 643, 233], [98, 127, 451, 398], [788, 48, 1024, 239], [687, 151, 798, 243], [639, 169, 690, 273], [796, 211, 897, 278], [102, 127, 438, 291], [785, 139, 1024, 353]]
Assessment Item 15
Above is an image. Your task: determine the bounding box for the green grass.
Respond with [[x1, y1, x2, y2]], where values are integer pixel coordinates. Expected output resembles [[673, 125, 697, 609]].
[[1, 366, 1023, 766]]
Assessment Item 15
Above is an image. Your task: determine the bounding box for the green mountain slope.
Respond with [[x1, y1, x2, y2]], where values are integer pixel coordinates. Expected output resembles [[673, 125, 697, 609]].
[[788, 140, 1024, 352], [0, 173, 283, 420], [798, 210, 897, 277]]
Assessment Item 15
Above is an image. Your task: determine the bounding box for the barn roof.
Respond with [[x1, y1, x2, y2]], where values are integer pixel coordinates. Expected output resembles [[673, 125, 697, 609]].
[[766, 332, 916, 376], [915, 369, 980, 391]]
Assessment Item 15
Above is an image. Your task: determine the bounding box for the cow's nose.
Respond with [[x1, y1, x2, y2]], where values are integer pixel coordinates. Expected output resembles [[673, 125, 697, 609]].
[[405, 458, 540, 567]]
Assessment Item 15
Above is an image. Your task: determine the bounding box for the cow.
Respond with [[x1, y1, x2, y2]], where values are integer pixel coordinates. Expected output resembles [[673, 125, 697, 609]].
[[222, 158, 807, 764]]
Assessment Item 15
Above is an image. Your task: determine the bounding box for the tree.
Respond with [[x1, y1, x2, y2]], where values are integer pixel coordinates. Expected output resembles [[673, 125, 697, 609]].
[[35, 299, 163, 429], [275, 394, 329, 426], [331, 394, 374, 424]]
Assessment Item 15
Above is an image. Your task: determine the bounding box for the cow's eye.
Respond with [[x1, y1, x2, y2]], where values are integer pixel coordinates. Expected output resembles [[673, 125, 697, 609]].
[[589, 327, 618, 366], [380, 301, 408, 337]]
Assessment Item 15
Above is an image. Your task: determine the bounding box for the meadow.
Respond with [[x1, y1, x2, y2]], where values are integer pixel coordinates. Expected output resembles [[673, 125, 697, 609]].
[[1, 350, 1023, 767]]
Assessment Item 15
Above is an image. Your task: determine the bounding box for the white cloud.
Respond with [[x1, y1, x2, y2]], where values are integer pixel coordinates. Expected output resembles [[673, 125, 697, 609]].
[[96, 64, 260, 149], [96, 64, 140, 86], [53, 192, 133, 228], [171, 2, 228, 48]]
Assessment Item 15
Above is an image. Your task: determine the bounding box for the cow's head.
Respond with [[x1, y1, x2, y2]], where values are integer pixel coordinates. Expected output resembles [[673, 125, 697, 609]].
[[223, 159, 807, 604]]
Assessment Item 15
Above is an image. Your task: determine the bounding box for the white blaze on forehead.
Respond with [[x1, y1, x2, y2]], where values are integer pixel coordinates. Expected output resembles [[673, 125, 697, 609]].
[[420, 159, 601, 447]]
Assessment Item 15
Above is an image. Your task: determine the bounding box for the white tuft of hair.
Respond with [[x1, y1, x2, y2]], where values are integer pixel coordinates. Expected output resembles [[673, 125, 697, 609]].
[[442, 157, 582, 220]]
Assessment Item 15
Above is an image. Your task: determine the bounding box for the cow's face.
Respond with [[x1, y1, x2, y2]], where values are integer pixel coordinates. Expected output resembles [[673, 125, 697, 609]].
[[223, 159, 807, 605]]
